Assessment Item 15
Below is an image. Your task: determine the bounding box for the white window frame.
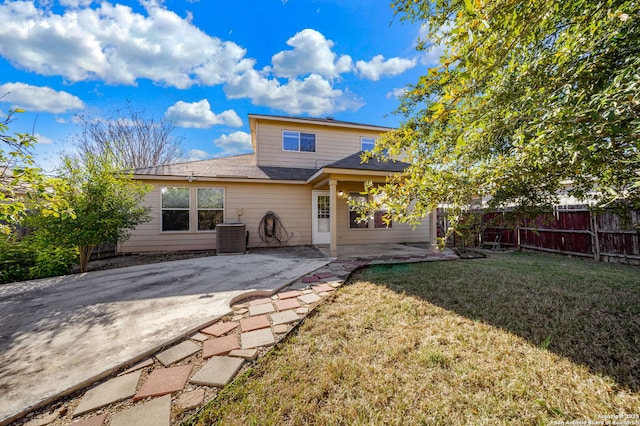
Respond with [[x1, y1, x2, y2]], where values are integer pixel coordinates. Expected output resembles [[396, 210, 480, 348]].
[[361, 137, 376, 152], [282, 130, 316, 152], [196, 187, 225, 232], [161, 187, 190, 232], [160, 187, 226, 233], [348, 192, 393, 230], [373, 193, 392, 229], [348, 192, 369, 229]]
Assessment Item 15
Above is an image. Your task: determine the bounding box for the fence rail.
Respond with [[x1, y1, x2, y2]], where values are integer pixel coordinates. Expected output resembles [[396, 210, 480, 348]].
[[438, 207, 640, 265]]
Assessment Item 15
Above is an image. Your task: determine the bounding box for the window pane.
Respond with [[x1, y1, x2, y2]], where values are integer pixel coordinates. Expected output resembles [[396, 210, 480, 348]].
[[350, 211, 369, 228], [361, 137, 375, 151], [283, 131, 299, 151], [162, 187, 189, 208], [162, 210, 189, 231], [198, 210, 224, 231], [198, 188, 224, 209], [374, 211, 392, 228], [349, 192, 368, 229], [300, 133, 316, 152]]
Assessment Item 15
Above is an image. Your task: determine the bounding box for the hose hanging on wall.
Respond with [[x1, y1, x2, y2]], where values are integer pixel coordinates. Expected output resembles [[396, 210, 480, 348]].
[[258, 211, 293, 247]]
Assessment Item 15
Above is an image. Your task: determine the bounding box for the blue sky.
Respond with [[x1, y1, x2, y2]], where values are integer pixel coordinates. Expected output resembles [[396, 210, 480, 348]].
[[0, 0, 439, 171]]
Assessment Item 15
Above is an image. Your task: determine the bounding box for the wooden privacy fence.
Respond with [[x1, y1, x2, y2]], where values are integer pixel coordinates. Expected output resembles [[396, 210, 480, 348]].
[[91, 242, 117, 260], [438, 207, 640, 265]]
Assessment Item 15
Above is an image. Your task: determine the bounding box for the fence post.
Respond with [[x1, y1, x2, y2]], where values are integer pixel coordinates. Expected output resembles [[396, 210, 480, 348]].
[[590, 210, 601, 262]]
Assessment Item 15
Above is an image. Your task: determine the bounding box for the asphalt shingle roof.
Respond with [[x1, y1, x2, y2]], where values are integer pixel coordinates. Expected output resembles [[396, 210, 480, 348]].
[[133, 151, 407, 181], [133, 154, 317, 181], [324, 151, 409, 173], [249, 114, 393, 131]]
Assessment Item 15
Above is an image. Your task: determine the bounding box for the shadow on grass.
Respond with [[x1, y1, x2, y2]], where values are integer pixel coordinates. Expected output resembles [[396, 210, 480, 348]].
[[359, 252, 640, 392]]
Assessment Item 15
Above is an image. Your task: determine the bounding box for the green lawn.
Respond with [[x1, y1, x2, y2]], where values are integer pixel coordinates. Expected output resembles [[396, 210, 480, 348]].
[[185, 252, 640, 425]]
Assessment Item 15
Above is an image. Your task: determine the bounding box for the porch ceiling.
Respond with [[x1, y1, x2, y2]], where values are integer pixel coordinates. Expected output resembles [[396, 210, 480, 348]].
[[308, 168, 397, 188]]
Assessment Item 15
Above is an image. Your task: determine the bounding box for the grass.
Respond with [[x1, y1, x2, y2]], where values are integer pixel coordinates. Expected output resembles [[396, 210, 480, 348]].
[[185, 252, 640, 425]]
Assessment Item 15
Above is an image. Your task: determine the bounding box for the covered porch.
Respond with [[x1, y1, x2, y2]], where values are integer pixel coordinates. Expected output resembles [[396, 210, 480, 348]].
[[306, 153, 437, 258]]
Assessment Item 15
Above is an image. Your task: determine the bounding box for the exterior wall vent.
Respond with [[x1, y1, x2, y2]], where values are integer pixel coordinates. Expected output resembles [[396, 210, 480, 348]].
[[216, 223, 247, 255]]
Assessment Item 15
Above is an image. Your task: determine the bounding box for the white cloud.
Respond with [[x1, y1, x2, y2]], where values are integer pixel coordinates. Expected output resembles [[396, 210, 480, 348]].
[[271, 29, 352, 79], [0, 1, 253, 88], [34, 133, 53, 144], [58, 0, 94, 7], [212, 131, 253, 157], [420, 44, 446, 66], [164, 99, 242, 128], [418, 23, 449, 66], [386, 87, 407, 99], [187, 149, 212, 161], [224, 70, 362, 116], [0, 82, 85, 113], [355, 55, 417, 81]]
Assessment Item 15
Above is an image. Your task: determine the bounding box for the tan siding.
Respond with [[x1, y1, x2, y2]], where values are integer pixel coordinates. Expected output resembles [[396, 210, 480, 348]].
[[121, 179, 429, 254], [256, 121, 387, 168], [120, 180, 312, 253], [334, 182, 430, 245], [227, 182, 312, 248]]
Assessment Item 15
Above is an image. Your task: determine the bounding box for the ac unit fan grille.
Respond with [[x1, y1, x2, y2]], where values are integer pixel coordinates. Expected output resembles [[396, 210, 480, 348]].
[[216, 223, 246, 255]]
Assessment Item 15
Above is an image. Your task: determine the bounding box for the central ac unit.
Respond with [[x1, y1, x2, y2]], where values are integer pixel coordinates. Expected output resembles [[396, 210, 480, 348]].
[[216, 223, 247, 255]]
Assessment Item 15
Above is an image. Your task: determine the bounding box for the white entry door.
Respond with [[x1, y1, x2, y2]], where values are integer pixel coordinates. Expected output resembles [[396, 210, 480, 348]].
[[312, 190, 331, 244]]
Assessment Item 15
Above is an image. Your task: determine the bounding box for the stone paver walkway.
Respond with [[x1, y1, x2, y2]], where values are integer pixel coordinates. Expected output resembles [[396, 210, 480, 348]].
[[16, 250, 456, 426]]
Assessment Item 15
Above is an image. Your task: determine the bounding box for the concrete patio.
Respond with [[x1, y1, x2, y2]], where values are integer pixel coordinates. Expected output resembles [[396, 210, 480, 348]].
[[315, 243, 436, 259], [2, 243, 452, 425], [0, 252, 329, 425]]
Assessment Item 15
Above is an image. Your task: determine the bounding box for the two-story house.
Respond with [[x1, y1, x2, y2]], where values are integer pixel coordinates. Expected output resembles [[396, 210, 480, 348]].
[[120, 114, 435, 257]]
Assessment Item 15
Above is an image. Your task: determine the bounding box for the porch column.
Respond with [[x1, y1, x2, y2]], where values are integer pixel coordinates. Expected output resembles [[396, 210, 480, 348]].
[[430, 207, 438, 252], [329, 178, 338, 258]]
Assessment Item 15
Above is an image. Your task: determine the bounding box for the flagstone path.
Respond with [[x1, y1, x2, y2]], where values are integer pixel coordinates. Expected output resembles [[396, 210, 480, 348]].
[[17, 251, 456, 426]]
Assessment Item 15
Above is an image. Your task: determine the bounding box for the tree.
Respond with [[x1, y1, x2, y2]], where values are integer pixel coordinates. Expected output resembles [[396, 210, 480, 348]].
[[0, 108, 71, 235], [362, 0, 640, 245], [73, 102, 184, 168], [35, 151, 152, 272]]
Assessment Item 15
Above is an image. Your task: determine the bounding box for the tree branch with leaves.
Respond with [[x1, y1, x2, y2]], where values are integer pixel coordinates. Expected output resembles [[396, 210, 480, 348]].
[[363, 0, 640, 247], [32, 151, 152, 272], [0, 109, 72, 235]]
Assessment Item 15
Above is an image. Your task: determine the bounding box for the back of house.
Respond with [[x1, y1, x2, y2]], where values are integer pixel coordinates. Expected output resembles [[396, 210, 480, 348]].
[[121, 114, 434, 257]]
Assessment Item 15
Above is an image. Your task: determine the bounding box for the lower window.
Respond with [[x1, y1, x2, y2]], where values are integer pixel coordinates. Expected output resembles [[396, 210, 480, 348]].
[[198, 210, 224, 231], [197, 188, 224, 231], [161, 187, 190, 231], [349, 193, 369, 229], [349, 192, 392, 229], [374, 211, 392, 228], [161, 187, 225, 232], [162, 210, 190, 231]]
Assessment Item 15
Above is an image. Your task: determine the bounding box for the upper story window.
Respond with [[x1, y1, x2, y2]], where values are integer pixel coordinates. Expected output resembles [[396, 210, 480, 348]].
[[283, 130, 316, 152], [361, 137, 376, 151]]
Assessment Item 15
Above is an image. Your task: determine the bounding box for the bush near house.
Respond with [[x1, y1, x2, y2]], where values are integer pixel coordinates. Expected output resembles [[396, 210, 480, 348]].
[[0, 234, 77, 283]]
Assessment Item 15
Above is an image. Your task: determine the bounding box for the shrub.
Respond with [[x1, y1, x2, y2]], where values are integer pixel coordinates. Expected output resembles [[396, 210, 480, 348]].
[[27, 233, 77, 279], [0, 234, 77, 284], [0, 237, 35, 283]]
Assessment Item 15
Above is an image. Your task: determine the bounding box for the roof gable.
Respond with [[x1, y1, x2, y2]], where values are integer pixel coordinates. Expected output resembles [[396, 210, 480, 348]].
[[324, 151, 409, 173]]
